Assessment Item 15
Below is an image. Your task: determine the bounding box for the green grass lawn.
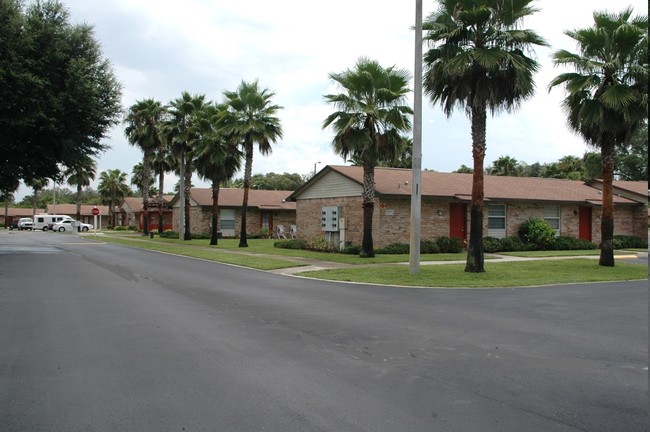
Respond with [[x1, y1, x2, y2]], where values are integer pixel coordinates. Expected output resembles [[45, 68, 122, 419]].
[[300, 259, 648, 288], [104, 234, 470, 264], [95, 236, 301, 270], [94, 232, 647, 288]]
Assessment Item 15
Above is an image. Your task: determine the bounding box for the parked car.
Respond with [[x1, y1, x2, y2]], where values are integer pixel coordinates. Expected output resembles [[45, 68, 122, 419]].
[[8, 220, 19, 230], [18, 218, 33, 230], [51, 219, 93, 232]]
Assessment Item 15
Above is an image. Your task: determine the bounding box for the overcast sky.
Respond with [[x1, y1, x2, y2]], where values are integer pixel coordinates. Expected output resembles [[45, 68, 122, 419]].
[[16, 0, 648, 199]]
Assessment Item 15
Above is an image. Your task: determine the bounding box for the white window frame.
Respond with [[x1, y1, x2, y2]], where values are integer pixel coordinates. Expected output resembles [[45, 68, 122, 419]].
[[544, 206, 561, 236], [487, 204, 507, 238]]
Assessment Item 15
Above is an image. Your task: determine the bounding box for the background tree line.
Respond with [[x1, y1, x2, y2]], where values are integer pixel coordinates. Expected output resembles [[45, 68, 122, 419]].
[[454, 122, 647, 182]]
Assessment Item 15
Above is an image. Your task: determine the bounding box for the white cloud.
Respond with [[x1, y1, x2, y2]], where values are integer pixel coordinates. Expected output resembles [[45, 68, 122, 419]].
[[13, 0, 648, 200]]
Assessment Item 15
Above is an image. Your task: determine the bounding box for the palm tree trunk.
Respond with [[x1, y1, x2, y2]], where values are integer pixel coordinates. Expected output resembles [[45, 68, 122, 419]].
[[360, 164, 375, 258], [239, 141, 253, 248], [599, 140, 615, 266], [465, 105, 486, 273], [76, 184, 82, 232], [32, 189, 37, 217], [158, 168, 165, 232], [210, 181, 220, 246], [178, 149, 185, 238], [142, 151, 151, 236], [110, 198, 115, 228], [183, 157, 192, 241]]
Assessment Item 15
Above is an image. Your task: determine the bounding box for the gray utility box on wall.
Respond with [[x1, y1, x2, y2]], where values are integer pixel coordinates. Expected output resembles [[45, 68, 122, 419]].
[[321, 206, 340, 231]]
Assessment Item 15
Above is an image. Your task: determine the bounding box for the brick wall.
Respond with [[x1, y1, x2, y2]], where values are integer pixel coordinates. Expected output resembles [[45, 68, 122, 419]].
[[296, 197, 647, 249], [297, 197, 456, 248], [172, 206, 296, 238]]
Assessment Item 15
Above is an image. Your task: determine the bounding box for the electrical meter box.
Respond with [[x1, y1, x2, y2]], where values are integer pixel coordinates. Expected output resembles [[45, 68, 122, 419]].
[[321, 206, 340, 231]]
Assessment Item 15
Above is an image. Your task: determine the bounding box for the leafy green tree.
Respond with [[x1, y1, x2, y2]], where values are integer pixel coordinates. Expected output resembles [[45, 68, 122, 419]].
[[0, 0, 121, 192], [220, 80, 283, 247], [549, 7, 648, 266], [225, 172, 305, 191], [98, 169, 130, 228], [164, 92, 206, 240], [193, 103, 243, 245], [617, 121, 648, 181], [518, 162, 543, 178], [582, 152, 602, 182], [423, 0, 547, 272], [64, 156, 96, 223], [124, 99, 166, 235], [454, 164, 474, 174], [489, 156, 521, 176], [323, 57, 413, 258]]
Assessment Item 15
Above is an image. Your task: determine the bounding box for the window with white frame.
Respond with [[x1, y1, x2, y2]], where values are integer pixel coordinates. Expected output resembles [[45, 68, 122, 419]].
[[487, 204, 506, 238], [544, 206, 561, 235]]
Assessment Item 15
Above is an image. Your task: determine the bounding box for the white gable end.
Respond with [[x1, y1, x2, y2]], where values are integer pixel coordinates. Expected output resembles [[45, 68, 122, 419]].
[[296, 170, 362, 199]]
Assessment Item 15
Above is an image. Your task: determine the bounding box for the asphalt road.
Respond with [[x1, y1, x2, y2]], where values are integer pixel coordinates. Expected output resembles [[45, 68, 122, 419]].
[[0, 230, 647, 432]]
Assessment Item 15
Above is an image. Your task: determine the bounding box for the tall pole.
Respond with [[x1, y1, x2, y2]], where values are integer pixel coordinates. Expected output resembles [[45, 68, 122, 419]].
[[409, 0, 423, 274]]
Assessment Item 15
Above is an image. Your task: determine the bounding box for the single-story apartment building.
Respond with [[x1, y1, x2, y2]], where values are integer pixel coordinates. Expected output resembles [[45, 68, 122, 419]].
[[287, 165, 647, 249], [119, 196, 174, 231], [169, 188, 296, 237], [1, 207, 45, 227]]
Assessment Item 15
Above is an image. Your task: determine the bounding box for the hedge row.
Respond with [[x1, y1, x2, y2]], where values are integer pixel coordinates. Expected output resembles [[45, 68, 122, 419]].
[[483, 236, 597, 253]]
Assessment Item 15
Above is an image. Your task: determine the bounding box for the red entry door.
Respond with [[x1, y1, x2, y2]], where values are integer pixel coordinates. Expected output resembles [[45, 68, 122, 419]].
[[449, 203, 467, 241], [579, 206, 592, 241]]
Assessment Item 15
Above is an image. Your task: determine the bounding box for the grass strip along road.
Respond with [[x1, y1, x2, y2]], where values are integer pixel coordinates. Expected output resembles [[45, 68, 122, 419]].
[[94, 233, 647, 288]]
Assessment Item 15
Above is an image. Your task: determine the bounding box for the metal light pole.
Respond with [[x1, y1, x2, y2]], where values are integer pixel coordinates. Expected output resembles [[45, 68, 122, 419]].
[[409, 0, 423, 274], [313, 161, 321, 176]]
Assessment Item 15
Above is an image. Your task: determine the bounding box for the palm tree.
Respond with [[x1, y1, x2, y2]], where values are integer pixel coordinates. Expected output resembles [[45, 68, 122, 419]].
[[124, 99, 166, 236], [219, 80, 283, 247], [490, 156, 520, 176], [164, 92, 206, 240], [193, 103, 243, 245], [131, 163, 157, 197], [549, 7, 648, 266], [152, 144, 176, 231], [423, 0, 547, 272], [64, 156, 96, 225], [25, 177, 48, 216], [323, 57, 413, 258], [98, 169, 130, 228]]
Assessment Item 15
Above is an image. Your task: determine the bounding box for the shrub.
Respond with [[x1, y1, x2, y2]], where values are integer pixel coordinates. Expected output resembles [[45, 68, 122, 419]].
[[613, 235, 648, 249], [191, 232, 210, 240], [308, 237, 335, 252], [483, 237, 502, 253], [436, 236, 463, 253], [341, 244, 361, 255], [159, 230, 179, 239], [376, 242, 410, 255], [551, 236, 597, 250], [518, 217, 555, 249], [420, 240, 440, 254], [114, 225, 128, 231], [274, 239, 307, 250], [499, 236, 528, 252]]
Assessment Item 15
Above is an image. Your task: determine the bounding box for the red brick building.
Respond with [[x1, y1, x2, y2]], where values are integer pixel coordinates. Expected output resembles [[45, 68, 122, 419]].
[[169, 188, 296, 238], [287, 165, 647, 250]]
